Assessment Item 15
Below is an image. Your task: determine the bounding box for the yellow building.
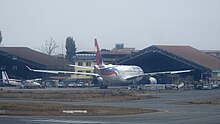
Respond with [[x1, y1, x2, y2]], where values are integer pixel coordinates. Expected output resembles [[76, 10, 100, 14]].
[[70, 51, 96, 82]]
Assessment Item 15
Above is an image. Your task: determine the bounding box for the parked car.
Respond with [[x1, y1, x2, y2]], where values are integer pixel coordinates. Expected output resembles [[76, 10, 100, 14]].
[[58, 82, 65, 88], [202, 84, 212, 90]]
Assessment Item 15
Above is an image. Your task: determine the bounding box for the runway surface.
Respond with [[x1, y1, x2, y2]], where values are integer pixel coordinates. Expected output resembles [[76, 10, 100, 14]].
[[0, 89, 220, 124]]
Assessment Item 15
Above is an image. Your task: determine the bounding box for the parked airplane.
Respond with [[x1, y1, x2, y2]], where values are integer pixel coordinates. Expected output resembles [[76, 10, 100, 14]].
[[1, 71, 22, 86], [27, 38, 191, 89], [1, 71, 43, 89]]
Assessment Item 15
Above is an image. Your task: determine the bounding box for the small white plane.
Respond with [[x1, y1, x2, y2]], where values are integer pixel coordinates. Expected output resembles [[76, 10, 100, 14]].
[[26, 38, 192, 89], [1, 71, 42, 89], [1, 71, 22, 86]]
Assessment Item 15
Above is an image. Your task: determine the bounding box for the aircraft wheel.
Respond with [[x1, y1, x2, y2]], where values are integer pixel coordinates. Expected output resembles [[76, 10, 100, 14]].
[[100, 84, 108, 89]]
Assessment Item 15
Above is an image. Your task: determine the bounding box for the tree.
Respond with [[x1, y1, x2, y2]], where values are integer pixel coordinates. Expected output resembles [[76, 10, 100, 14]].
[[65, 36, 77, 61], [39, 37, 59, 55], [0, 31, 2, 45]]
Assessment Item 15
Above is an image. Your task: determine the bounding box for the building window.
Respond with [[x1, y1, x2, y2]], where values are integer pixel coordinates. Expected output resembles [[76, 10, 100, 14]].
[[12, 66, 17, 70], [217, 73, 220, 77], [78, 62, 83, 66], [1, 66, 6, 70], [86, 71, 91, 77], [86, 71, 91, 73], [12, 56, 18, 60], [86, 62, 91, 66]]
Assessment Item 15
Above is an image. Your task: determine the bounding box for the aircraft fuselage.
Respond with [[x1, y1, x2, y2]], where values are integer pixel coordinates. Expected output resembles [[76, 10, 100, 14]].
[[97, 65, 144, 84]]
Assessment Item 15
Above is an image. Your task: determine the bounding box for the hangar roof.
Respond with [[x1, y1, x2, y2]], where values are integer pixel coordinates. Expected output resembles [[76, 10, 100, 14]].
[[0, 47, 69, 67], [76, 51, 131, 55], [154, 45, 220, 70]]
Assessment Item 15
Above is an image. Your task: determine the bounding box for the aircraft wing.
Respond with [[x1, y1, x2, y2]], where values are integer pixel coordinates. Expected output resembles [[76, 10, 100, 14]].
[[69, 64, 118, 70], [124, 69, 192, 80], [0, 79, 21, 82], [144, 69, 192, 75], [0, 78, 21, 82], [28, 78, 42, 82], [68, 64, 95, 69], [26, 66, 99, 77], [8, 79, 22, 82], [124, 74, 145, 80]]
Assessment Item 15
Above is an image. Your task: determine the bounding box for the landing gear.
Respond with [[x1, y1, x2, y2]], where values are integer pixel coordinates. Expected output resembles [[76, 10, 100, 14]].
[[128, 79, 140, 90], [99, 84, 108, 89]]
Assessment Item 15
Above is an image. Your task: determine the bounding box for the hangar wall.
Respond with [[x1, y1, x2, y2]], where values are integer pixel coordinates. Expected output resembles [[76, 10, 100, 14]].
[[116, 45, 220, 82], [0, 47, 70, 80]]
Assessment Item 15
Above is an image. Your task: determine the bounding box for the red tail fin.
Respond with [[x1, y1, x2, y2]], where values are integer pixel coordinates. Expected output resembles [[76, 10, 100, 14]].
[[94, 38, 103, 65]]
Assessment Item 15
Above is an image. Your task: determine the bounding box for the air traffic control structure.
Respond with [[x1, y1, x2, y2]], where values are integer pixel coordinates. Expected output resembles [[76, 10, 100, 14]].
[[116, 45, 220, 82]]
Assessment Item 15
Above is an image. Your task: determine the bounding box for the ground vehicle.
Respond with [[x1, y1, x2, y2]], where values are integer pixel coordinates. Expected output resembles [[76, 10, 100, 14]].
[[58, 82, 65, 88], [202, 84, 212, 90]]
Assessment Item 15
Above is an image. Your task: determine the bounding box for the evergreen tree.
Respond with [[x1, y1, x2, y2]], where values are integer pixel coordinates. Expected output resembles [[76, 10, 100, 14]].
[[65, 37, 77, 61]]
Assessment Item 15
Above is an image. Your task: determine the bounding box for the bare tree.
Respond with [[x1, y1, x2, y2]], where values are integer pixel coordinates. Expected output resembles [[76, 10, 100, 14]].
[[39, 37, 59, 55], [0, 30, 3, 45]]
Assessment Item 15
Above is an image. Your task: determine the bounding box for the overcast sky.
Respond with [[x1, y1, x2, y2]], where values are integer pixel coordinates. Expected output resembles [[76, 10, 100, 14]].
[[0, 0, 220, 54]]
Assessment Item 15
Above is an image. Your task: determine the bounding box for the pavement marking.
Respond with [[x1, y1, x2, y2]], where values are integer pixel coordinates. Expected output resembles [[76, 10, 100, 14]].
[[32, 119, 107, 124], [31, 119, 148, 124]]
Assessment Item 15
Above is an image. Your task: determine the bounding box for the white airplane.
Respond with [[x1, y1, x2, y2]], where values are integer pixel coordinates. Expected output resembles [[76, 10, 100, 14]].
[[26, 38, 192, 89], [1, 71, 22, 86], [1, 71, 42, 89]]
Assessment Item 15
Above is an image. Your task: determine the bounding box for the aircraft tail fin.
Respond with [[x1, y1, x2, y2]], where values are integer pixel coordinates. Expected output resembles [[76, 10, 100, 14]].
[[94, 38, 104, 65], [2, 71, 9, 84]]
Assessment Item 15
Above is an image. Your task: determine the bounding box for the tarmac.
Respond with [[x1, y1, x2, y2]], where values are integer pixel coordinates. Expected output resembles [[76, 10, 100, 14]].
[[0, 88, 220, 124]]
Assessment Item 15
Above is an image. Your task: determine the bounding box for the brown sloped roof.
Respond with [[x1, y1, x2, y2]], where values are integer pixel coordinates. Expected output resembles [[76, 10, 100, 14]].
[[155, 45, 220, 70], [76, 51, 131, 55], [0, 47, 69, 66]]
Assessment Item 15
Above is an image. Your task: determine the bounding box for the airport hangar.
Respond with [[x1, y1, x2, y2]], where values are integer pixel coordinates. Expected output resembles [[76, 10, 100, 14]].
[[115, 45, 220, 83], [0, 47, 70, 80], [1, 45, 220, 84]]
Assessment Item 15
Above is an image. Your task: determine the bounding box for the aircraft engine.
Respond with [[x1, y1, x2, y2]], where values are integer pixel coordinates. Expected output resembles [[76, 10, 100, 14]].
[[97, 76, 104, 83], [149, 77, 157, 84], [94, 65, 99, 70], [94, 65, 100, 74], [97, 76, 108, 89]]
